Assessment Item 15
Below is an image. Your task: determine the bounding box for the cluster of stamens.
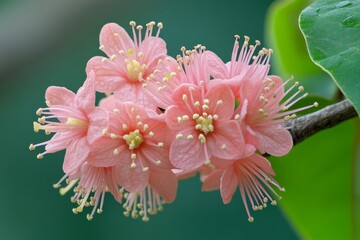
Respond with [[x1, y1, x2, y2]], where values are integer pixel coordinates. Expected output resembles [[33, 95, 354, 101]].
[[122, 186, 164, 222], [173, 86, 230, 155], [250, 76, 318, 125], [228, 35, 272, 80], [29, 103, 88, 159], [105, 107, 163, 170]]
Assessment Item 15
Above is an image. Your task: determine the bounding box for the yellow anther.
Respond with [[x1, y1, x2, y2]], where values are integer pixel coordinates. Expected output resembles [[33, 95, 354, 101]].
[[36, 108, 43, 116], [193, 113, 200, 119], [113, 148, 119, 155], [86, 214, 93, 221], [198, 134, 206, 143]]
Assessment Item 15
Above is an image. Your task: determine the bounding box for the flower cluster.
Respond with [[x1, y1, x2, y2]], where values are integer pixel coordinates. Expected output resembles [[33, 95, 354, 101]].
[[30, 21, 317, 222]]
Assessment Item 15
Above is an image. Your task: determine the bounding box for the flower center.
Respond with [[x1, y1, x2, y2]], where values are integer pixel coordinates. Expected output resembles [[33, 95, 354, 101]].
[[126, 59, 143, 82], [66, 118, 88, 126], [123, 129, 144, 150], [195, 113, 215, 134]]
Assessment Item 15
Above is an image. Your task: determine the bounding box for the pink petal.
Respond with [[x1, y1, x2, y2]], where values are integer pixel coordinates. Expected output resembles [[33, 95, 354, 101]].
[[45, 86, 75, 107], [86, 56, 127, 93], [220, 167, 238, 204], [139, 37, 167, 69], [201, 169, 223, 191], [173, 169, 197, 180], [170, 131, 206, 170], [205, 51, 228, 79], [113, 101, 149, 127], [87, 138, 123, 167], [208, 120, 248, 159], [140, 144, 172, 169], [255, 125, 293, 156], [99, 23, 134, 57], [248, 154, 275, 176], [45, 132, 73, 153], [99, 95, 117, 111], [115, 153, 149, 192], [63, 137, 90, 173], [171, 84, 202, 110], [104, 167, 122, 203], [87, 107, 109, 144], [205, 83, 235, 120], [239, 80, 259, 112], [113, 83, 154, 108], [208, 76, 242, 100], [74, 72, 96, 113], [149, 168, 178, 203], [165, 105, 194, 131]]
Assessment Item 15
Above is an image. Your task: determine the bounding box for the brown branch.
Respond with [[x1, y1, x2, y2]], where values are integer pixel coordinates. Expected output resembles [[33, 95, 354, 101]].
[[284, 99, 358, 145]]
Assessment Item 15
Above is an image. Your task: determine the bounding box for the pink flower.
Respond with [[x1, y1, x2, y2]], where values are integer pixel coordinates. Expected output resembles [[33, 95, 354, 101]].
[[235, 75, 317, 156], [202, 154, 284, 222], [165, 83, 251, 171], [86, 21, 167, 106], [29, 72, 108, 173], [143, 45, 212, 110], [87, 101, 178, 220], [53, 163, 122, 221], [206, 36, 317, 156]]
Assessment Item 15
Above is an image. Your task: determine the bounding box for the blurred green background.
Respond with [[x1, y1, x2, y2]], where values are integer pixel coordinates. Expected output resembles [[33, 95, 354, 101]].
[[3, 0, 352, 239]]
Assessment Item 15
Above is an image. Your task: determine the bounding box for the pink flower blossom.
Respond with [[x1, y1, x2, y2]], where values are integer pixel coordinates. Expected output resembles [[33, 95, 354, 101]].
[[29, 72, 108, 173], [165, 83, 251, 171], [143, 45, 212, 110], [202, 154, 284, 222], [206, 36, 317, 156], [234, 75, 318, 156], [86, 21, 167, 106], [53, 163, 122, 221], [87, 101, 178, 220]]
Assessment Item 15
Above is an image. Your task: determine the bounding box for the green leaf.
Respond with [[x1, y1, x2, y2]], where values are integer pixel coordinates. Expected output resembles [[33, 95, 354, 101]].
[[299, 0, 360, 115], [266, 0, 336, 98], [272, 119, 356, 239]]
